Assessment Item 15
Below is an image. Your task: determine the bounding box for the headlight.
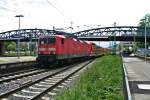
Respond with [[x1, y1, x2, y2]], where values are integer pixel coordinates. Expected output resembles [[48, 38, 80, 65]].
[[48, 48, 56, 51], [39, 48, 46, 51]]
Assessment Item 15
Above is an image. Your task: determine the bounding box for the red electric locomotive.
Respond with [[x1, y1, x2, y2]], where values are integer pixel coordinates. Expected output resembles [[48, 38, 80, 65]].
[[37, 35, 94, 67]]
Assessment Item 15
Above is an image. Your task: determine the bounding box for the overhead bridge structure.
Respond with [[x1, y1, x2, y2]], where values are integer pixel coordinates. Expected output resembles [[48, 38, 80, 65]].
[[0, 29, 73, 41], [0, 26, 149, 42], [73, 26, 150, 42]]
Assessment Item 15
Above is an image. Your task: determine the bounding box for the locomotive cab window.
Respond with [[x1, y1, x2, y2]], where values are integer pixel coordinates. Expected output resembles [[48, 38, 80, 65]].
[[48, 38, 55, 44], [39, 38, 47, 45], [61, 38, 64, 44], [39, 37, 55, 45]]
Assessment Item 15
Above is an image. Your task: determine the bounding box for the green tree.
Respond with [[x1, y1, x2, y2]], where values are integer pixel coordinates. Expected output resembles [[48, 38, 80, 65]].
[[4, 42, 16, 52], [139, 14, 150, 27], [6, 42, 16, 52], [137, 14, 150, 48], [4, 41, 10, 49]]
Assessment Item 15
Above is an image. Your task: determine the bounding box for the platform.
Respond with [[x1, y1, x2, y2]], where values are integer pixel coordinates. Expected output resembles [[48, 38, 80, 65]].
[[0, 56, 36, 64], [123, 57, 150, 100]]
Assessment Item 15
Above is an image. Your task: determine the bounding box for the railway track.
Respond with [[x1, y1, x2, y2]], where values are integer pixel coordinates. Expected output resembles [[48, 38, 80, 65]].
[[0, 67, 67, 96], [0, 69, 48, 84], [0, 60, 93, 100], [0, 68, 38, 78]]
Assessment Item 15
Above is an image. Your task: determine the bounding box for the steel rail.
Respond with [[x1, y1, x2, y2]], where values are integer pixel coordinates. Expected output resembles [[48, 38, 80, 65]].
[[0, 68, 38, 78], [0, 64, 76, 99], [31, 60, 92, 100], [0, 69, 47, 84]]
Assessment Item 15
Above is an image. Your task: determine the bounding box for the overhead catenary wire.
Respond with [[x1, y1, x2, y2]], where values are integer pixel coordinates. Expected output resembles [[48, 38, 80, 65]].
[[46, 0, 71, 21]]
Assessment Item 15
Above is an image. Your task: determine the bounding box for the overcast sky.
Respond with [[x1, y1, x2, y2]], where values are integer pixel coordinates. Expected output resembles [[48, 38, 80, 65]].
[[0, 0, 149, 47], [0, 0, 149, 32]]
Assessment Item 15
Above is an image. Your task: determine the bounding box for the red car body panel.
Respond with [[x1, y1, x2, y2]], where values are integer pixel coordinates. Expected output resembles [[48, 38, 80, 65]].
[[37, 35, 101, 65]]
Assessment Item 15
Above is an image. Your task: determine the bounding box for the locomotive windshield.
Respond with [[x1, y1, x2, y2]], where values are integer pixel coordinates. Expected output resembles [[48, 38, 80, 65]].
[[39, 37, 55, 45], [48, 38, 55, 44]]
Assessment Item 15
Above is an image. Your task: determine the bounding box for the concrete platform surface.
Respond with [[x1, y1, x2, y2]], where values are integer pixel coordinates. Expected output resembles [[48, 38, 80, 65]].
[[123, 57, 150, 100], [0, 56, 36, 64]]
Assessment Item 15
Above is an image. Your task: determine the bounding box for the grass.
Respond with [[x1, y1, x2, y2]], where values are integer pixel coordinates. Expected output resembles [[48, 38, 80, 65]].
[[55, 55, 123, 100]]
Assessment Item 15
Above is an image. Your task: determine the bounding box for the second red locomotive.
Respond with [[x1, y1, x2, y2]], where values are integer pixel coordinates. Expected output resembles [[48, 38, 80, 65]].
[[37, 35, 96, 67]]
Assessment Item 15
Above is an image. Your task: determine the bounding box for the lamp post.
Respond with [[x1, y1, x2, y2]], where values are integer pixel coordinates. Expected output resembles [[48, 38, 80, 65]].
[[15, 15, 24, 59], [144, 17, 147, 60], [114, 22, 116, 55], [133, 32, 136, 55], [29, 32, 32, 56]]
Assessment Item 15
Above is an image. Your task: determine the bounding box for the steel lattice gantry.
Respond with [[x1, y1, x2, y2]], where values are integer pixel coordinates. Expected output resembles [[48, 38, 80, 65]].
[[0, 29, 74, 41], [73, 26, 150, 42]]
